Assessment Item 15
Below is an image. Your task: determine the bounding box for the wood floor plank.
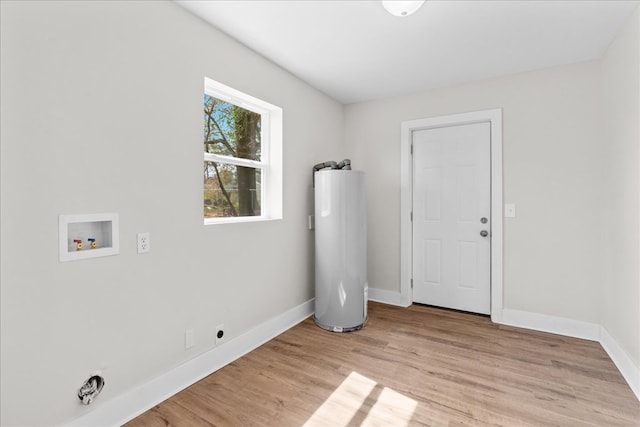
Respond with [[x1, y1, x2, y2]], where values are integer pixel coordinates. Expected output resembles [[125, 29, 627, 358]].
[[126, 302, 640, 426], [124, 400, 214, 427]]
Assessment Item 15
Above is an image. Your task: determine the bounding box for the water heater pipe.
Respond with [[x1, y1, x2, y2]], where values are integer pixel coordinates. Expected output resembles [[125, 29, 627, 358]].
[[313, 159, 352, 186]]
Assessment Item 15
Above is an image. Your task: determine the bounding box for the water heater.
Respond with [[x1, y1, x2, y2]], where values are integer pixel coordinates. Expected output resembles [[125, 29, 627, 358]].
[[314, 163, 367, 332]]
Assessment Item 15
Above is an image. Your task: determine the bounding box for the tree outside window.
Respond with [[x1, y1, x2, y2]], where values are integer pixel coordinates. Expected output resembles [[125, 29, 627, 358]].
[[204, 94, 263, 218]]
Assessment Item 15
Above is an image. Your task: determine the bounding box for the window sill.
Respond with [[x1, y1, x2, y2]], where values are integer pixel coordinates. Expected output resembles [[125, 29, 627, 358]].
[[204, 216, 282, 226]]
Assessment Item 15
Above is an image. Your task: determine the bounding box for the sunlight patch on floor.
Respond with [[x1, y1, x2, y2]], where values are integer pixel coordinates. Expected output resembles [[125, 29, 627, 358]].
[[304, 371, 417, 426], [361, 386, 417, 426]]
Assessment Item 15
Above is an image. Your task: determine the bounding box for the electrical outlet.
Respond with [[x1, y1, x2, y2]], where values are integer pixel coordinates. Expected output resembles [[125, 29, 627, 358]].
[[137, 232, 150, 253], [185, 329, 195, 349], [215, 324, 225, 345]]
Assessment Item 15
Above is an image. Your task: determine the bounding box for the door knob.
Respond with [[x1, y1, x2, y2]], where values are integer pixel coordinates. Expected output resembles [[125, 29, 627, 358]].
[[480, 230, 488, 237]]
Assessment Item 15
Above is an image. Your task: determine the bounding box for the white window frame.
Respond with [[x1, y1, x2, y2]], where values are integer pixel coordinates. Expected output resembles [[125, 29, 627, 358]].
[[204, 77, 283, 225]]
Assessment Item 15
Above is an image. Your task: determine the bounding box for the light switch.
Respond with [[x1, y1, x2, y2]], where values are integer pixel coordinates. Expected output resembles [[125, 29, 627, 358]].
[[505, 204, 516, 218]]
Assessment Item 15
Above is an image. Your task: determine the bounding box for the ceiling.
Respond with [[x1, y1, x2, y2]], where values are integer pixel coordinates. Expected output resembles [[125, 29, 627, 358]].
[[177, 0, 638, 104]]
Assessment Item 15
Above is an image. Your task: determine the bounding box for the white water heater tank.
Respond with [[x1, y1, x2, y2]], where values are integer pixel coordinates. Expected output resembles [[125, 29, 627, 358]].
[[314, 169, 367, 332]]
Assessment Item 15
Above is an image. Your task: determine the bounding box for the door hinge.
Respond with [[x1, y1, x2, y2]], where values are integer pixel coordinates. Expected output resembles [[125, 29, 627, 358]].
[[410, 144, 413, 155], [410, 211, 413, 221], [411, 278, 413, 289]]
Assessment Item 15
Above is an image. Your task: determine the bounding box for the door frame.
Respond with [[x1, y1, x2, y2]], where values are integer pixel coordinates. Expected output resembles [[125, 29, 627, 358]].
[[400, 109, 503, 322]]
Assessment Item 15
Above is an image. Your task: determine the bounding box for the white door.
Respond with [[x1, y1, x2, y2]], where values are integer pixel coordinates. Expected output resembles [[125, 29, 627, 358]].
[[412, 122, 491, 314]]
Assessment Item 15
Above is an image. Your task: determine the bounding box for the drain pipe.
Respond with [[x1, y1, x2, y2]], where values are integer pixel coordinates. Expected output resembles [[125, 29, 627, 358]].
[[78, 374, 105, 405]]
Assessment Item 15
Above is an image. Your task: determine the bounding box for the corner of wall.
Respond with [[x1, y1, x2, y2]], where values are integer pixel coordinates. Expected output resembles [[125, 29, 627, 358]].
[[600, 325, 640, 401], [599, 1, 640, 376]]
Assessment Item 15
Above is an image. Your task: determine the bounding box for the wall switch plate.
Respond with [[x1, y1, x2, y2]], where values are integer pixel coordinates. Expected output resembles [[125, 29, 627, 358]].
[[185, 329, 195, 349], [505, 204, 516, 218], [137, 232, 150, 253], [215, 324, 225, 345]]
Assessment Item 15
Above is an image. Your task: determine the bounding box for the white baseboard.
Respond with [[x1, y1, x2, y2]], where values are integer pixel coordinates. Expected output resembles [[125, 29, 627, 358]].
[[600, 326, 640, 401], [368, 288, 411, 307], [497, 308, 639, 403], [66, 299, 315, 427], [498, 308, 600, 341]]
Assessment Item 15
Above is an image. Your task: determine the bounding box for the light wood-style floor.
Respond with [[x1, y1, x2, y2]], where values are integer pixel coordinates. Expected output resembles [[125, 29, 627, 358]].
[[126, 302, 639, 426]]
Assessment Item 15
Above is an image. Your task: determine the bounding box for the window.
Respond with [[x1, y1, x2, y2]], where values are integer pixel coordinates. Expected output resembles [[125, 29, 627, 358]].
[[203, 78, 282, 224]]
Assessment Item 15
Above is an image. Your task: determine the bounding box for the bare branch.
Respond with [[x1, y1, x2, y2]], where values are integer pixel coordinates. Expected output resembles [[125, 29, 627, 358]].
[[204, 107, 236, 156], [212, 162, 238, 217]]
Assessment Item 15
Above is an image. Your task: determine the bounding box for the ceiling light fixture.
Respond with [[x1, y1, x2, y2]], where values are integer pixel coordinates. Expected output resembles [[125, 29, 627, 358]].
[[381, 1, 425, 17]]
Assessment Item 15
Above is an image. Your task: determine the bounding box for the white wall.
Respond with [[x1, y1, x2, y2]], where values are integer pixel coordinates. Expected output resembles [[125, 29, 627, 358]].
[[0, 1, 343, 425], [344, 5, 640, 374], [601, 7, 640, 368], [345, 61, 603, 323], [2, 1, 638, 425]]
